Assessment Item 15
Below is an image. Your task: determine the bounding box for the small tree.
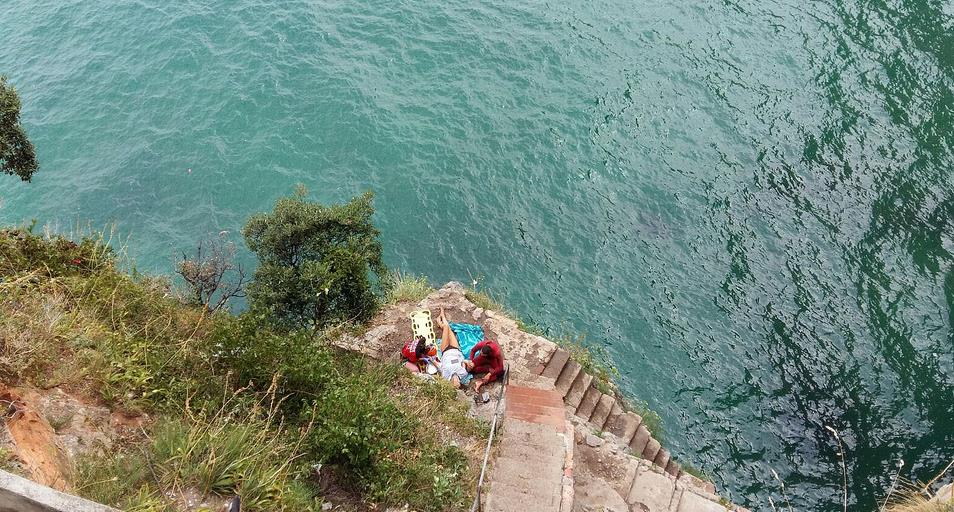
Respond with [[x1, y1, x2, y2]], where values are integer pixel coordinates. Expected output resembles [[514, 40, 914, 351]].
[[242, 186, 387, 329], [0, 76, 38, 181], [176, 233, 248, 313]]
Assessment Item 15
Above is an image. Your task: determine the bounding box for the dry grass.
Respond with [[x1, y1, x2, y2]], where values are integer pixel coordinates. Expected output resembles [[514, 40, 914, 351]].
[[881, 457, 954, 512], [385, 270, 434, 304], [0, 286, 67, 382], [75, 386, 317, 512], [884, 482, 954, 512]]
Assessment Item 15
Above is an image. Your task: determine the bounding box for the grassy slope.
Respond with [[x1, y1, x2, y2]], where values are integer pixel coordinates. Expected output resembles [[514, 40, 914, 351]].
[[0, 228, 483, 512]]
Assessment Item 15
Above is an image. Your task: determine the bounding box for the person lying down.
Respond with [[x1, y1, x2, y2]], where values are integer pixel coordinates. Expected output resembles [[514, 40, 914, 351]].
[[434, 308, 472, 388]]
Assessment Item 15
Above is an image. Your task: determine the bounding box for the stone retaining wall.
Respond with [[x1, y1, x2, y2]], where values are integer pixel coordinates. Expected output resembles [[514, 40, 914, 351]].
[[0, 470, 116, 512]]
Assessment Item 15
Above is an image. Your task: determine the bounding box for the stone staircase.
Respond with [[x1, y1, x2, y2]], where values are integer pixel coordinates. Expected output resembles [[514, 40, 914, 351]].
[[540, 347, 689, 484], [483, 385, 571, 512]]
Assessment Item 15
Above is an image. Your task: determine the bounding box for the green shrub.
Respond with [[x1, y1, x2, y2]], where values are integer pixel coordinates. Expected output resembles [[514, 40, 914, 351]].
[[0, 227, 113, 277], [307, 363, 413, 478], [305, 361, 473, 511], [243, 186, 387, 329], [0, 75, 39, 181], [211, 312, 335, 402]]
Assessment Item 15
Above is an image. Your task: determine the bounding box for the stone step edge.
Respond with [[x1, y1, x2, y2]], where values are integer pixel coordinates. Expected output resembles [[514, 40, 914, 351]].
[[626, 460, 752, 512], [538, 347, 717, 496], [559, 420, 575, 512]]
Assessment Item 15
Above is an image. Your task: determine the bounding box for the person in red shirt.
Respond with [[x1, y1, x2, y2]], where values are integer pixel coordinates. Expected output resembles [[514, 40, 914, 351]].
[[401, 335, 430, 372], [467, 339, 504, 392]]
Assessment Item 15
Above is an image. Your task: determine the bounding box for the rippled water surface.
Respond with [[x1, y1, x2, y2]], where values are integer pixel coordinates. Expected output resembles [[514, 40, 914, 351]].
[[2, 1, 952, 509]]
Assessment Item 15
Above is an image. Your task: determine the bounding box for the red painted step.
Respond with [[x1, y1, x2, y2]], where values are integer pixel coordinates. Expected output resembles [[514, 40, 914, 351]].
[[506, 385, 567, 432]]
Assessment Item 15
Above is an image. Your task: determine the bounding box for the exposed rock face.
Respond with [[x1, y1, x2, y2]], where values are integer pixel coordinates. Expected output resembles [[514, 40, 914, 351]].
[[0, 387, 70, 491]]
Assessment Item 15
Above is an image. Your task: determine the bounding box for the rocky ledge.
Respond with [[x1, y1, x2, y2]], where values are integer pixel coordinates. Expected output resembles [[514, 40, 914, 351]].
[[337, 282, 748, 512]]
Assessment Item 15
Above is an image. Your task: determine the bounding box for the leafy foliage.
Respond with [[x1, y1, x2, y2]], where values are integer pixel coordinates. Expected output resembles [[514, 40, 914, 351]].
[[0, 76, 38, 181], [210, 312, 335, 401], [0, 226, 113, 278], [243, 187, 387, 329], [306, 362, 473, 510]]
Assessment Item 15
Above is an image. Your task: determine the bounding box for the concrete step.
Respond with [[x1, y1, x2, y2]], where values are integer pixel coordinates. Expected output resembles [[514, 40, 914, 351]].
[[674, 489, 727, 512], [589, 394, 616, 430], [575, 386, 602, 420], [511, 373, 557, 390], [627, 465, 677, 511], [605, 411, 641, 445], [507, 385, 566, 409], [554, 360, 582, 397], [642, 438, 661, 462], [484, 385, 569, 512], [666, 460, 681, 477], [653, 448, 671, 472], [484, 479, 562, 512], [630, 424, 651, 454], [540, 348, 570, 380], [506, 405, 567, 431], [497, 436, 566, 462], [564, 372, 593, 410], [603, 400, 624, 435]]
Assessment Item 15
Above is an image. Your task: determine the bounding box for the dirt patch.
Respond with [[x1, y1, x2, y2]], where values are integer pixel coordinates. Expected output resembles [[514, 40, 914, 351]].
[[316, 464, 375, 511], [0, 386, 70, 490], [0, 384, 147, 490]]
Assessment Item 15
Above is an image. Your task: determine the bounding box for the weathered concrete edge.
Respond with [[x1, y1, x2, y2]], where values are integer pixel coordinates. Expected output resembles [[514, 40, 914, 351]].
[[0, 470, 117, 512], [560, 421, 575, 512]]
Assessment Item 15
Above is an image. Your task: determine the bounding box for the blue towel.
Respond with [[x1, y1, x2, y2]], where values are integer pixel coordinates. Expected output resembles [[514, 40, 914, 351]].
[[450, 322, 485, 358]]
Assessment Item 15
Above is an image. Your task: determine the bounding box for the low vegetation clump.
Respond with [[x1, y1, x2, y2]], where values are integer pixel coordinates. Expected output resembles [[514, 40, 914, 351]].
[[0, 190, 484, 511], [385, 270, 434, 304], [882, 464, 954, 512], [678, 461, 710, 481], [463, 287, 546, 335], [885, 495, 954, 512], [76, 393, 315, 511]]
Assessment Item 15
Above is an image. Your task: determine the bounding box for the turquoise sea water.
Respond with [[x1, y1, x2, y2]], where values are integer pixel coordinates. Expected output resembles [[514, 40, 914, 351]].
[[2, 1, 952, 509]]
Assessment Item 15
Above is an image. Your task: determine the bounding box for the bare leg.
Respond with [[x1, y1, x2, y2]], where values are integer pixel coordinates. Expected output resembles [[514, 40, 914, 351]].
[[438, 308, 461, 352]]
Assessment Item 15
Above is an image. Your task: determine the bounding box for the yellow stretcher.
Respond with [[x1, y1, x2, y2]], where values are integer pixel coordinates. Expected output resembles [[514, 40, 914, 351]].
[[409, 309, 436, 346]]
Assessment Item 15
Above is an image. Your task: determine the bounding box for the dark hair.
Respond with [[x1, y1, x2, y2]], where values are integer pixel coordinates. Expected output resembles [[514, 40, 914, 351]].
[[414, 336, 428, 358], [481, 345, 493, 357]]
